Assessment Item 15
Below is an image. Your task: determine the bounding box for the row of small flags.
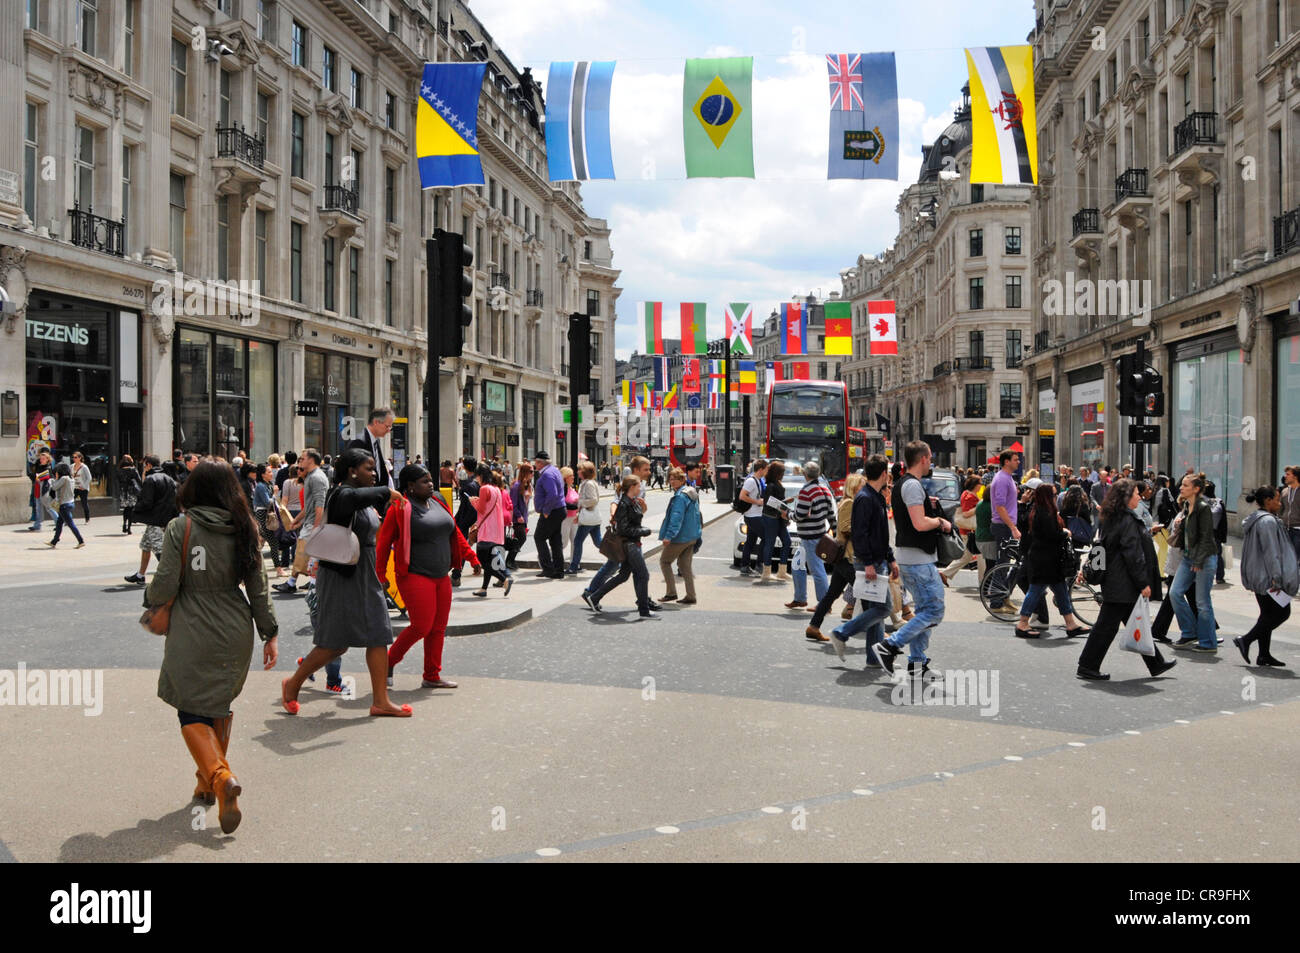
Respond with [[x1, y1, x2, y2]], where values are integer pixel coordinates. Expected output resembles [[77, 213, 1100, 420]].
[[417, 47, 1036, 186], [638, 300, 898, 357], [621, 357, 825, 410]]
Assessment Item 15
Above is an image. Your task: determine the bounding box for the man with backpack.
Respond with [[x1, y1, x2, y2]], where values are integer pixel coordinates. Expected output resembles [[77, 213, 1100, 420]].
[[736, 459, 768, 576], [125, 455, 178, 584]]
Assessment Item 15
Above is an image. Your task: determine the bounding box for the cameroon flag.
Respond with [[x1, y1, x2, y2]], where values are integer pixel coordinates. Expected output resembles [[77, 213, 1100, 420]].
[[966, 45, 1037, 185], [684, 57, 754, 178], [824, 301, 853, 355]]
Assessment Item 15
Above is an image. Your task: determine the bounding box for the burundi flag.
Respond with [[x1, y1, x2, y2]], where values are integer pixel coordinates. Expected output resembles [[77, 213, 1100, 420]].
[[545, 61, 616, 182], [965, 45, 1038, 185], [684, 57, 754, 178], [824, 300, 853, 356], [868, 300, 898, 355], [680, 302, 708, 354], [725, 302, 754, 355], [827, 53, 898, 180], [738, 360, 757, 395], [417, 63, 487, 188], [781, 303, 807, 355], [640, 302, 665, 354]]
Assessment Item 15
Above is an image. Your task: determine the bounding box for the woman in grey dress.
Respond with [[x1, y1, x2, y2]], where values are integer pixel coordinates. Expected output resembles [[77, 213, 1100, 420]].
[[281, 448, 409, 717]]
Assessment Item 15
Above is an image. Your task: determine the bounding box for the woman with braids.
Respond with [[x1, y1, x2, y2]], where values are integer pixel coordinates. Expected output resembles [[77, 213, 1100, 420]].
[[376, 464, 477, 689], [1075, 479, 1177, 681], [280, 448, 410, 717], [146, 461, 279, 834], [1233, 485, 1295, 667]]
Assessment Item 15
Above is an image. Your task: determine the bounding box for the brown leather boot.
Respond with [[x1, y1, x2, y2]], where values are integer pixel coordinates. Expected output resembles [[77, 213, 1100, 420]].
[[192, 715, 232, 805], [181, 722, 242, 833]]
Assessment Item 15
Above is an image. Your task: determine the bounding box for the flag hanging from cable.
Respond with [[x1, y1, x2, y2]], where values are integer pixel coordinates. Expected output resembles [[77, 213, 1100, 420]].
[[868, 300, 898, 355], [653, 356, 672, 393], [781, 303, 807, 354], [725, 303, 754, 355], [682, 358, 701, 394], [965, 45, 1038, 184], [640, 302, 665, 355], [544, 61, 616, 182], [791, 362, 811, 380], [738, 360, 757, 394], [827, 52, 898, 180], [824, 300, 853, 356], [680, 302, 708, 354], [416, 63, 487, 188]]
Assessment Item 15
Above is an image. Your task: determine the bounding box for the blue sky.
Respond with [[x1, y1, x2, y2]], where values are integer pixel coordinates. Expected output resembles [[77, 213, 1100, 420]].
[[470, 0, 1037, 358]]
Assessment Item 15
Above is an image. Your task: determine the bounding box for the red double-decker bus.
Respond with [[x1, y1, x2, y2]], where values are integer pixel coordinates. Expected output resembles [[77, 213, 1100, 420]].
[[765, 380, 850, 494], [848, 426, 867, 472], [669, 423, 710, 471]]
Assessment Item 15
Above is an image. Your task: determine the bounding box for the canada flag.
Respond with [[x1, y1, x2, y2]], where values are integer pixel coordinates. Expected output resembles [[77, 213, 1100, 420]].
[[868, 300, 898, 355]]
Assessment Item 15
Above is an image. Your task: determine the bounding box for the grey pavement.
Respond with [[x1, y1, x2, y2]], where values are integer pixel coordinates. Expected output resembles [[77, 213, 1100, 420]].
[[0, 510, 1296, 863]]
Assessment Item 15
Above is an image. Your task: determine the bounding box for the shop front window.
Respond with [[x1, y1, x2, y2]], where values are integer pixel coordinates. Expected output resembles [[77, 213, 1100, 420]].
[[1278, 331, 1300, 475], [26, 300, 115, 497], [174, 327, 276, 462], [1173, 346, 1243, 508], [306, 348, 373, 457], [1070, 378, 1105, 473]]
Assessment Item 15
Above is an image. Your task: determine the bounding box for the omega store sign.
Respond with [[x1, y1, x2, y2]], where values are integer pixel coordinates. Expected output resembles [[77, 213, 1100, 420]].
[[25, 292, 142, 494]]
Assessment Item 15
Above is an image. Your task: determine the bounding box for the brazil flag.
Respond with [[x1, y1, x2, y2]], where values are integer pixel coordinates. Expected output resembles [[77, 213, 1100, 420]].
[[683, 57, 754, 178]]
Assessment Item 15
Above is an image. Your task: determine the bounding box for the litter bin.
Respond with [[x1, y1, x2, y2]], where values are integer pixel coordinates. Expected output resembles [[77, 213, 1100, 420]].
[[715, 465, 736, 506]]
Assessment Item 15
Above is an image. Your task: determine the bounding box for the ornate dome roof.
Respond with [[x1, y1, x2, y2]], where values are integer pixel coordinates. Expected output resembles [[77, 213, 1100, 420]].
[[918, 84, 972, 183]]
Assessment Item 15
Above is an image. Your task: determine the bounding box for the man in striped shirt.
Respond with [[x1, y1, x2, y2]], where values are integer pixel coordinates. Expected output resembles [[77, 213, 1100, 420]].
[[787, 462, 835, 609]]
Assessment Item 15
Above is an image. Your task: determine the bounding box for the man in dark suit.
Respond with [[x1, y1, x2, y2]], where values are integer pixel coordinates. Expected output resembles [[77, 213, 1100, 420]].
[[346, 408, 395, 490]]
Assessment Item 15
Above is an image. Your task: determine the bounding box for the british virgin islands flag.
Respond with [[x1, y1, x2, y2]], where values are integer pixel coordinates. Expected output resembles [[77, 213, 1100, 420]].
[[417, 63, 487, 188]]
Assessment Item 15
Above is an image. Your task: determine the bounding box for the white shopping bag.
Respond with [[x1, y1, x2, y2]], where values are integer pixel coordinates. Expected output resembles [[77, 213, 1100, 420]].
[[1119, 596, 1155, 656], [791, 543, 807, 572], [857, 568, 890, 603]]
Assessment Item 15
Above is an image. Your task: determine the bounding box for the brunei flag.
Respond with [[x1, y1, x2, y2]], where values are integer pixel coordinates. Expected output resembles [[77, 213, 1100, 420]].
[[824, 301, 853, 356], [417, 63, 487, 188], [965, 46, 1037, 185]]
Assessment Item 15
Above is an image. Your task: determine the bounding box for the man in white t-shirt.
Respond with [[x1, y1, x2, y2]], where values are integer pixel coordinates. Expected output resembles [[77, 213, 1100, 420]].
[[737, 459, 769, 576]]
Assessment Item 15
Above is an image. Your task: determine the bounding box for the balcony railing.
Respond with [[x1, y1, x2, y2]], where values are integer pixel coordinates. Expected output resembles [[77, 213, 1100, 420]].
[[954, 356, 993, 371], [1072, 208, 1101, 236], [67, 204, 125, 257], [215, 123, 266, 169], [964, 403, 987, 419], [1006, 353, 1024, 368], [322, 184, 358, 214], [849, 385, 875, 399], [490, 271, 510, 290], [1034, 330, 1051, 351], [1275, 206, 1300, 258], [1173, 112, 1217, 154], [932, 361, 952, 379], [526, 288, 544, 307], [1115, 168, 1148, 202]]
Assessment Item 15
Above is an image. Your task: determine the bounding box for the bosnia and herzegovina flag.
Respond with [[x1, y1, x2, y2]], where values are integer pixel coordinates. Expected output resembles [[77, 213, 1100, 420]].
[[823, 301, 853, 356], [965, 45, 1037, 185], [417, 63, 487, 188], [827, 53, 898, 180], [545, 61, 616, 181], [684, 57, 754, 178]]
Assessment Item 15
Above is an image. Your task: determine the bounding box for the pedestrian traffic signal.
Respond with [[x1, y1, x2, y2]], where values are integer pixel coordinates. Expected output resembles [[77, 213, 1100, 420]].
[[1141, 366, 1164, 416], [1117, 352, 1145, 417], [429, 228, 474, 358], [567, 312, 592, 396]]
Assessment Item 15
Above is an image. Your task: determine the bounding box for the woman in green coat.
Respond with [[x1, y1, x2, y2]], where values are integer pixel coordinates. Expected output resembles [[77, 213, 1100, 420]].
[[146, 461, 279, 834]]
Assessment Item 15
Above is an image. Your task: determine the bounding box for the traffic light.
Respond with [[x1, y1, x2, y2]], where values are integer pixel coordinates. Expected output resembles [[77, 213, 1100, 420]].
[[1141, 366, 1164, 416], [1117, 352, 1145, 417], [429, 228, 474, 358], [567, 312, 592, 396]]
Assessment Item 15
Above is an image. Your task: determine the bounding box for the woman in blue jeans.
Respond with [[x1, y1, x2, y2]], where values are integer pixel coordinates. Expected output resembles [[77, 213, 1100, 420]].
[[756, 460, 793, 584], [569, 461, 604, 573], [1013, 485, 1092, 637], [1169, 473, 1219, 650], [47, 464, 86, 548]]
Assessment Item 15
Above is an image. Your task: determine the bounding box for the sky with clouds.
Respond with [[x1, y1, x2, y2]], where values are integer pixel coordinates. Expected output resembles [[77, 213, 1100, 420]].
[[469, 0, 1037, 358]]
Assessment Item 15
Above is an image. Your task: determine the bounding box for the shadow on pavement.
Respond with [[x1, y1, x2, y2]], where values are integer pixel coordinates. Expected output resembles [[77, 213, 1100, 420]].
[[1077, 679, 1167, 696], [60, 805, 232, 862]]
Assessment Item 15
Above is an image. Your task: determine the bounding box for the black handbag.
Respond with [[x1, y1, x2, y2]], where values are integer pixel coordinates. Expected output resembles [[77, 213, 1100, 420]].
[[1058, 534, 1080, 580], [935, 529, 965, 565]]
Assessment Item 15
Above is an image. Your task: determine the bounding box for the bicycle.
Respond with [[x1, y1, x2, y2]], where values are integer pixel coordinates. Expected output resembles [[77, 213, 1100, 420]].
[[979, 537, 1100, 628]]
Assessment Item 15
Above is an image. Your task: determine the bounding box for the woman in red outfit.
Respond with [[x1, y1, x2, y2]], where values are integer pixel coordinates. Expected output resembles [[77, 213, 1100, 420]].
[[377, 464, 478, 690]]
